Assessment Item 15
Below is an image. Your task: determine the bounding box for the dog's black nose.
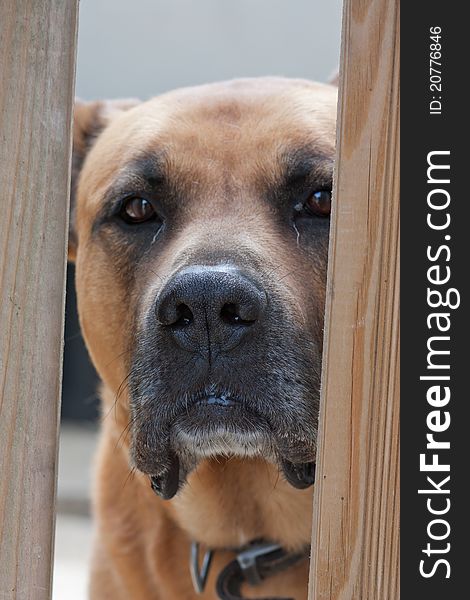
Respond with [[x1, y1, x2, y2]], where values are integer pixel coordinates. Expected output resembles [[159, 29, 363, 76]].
[[155, 267, 266, 354]]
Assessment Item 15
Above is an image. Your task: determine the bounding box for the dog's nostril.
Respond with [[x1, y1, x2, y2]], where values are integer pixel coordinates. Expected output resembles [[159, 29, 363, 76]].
[[173, 303, 193, 327], [220, 303, 256, 326]]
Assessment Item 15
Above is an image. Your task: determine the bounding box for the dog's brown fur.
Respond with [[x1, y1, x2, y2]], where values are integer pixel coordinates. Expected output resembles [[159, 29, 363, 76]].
[[70, 78, 337, 599]]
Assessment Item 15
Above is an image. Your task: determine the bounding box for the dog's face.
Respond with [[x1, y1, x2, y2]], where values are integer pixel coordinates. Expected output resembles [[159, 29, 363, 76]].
[[72, 78, 337, 499]]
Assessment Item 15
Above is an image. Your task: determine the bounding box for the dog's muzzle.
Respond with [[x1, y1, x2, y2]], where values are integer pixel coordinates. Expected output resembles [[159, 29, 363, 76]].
[[131, 264, 319, 499]]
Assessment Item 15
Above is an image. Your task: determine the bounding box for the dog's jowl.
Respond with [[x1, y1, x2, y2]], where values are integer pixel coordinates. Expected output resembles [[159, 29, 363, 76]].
[[70, 77, 337, 599]]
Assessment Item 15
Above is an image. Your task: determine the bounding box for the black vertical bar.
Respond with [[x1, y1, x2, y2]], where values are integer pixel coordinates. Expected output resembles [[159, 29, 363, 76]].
[[401, 3, 468, 598]]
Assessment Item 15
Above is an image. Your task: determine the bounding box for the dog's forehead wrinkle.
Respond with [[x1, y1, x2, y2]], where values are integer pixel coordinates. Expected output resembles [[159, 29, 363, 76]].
[[123, 87, 333, 169], [282, 146, 334, 179], [126, 151, 168, 184], [99, 158, 166, 209]]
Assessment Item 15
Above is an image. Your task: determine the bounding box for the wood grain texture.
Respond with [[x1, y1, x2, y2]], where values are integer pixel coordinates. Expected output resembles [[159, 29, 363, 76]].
[[309, 1, 400, 599], [0, 1, 78, 598]]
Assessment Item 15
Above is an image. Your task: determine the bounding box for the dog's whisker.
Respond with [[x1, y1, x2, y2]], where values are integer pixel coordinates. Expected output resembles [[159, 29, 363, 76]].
[[103, 348, 131, 370], [64, 330, 83, 343], [147, 266, 164, 284], [121, 466, 137, 492], [114, 413, 140, 451], [101, 371, 132, 423]]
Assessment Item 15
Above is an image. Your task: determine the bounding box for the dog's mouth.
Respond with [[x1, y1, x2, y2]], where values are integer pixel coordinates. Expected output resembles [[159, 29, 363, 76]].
[[137, 389, 316, 500], [170, 390, 271, 457]]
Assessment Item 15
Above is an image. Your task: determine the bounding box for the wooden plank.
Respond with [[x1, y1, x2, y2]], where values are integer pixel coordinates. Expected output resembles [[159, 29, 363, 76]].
[[0, 1, 78, 598], [309, 1, 400, 599]]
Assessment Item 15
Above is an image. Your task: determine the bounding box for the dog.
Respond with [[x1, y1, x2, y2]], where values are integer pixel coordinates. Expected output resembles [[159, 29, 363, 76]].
[[69, 77, 337, 599]]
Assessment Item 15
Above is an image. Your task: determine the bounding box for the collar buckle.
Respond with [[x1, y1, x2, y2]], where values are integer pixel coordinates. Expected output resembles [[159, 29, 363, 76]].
[[235, 541, 282, 585], [190, 541, 214, 594]]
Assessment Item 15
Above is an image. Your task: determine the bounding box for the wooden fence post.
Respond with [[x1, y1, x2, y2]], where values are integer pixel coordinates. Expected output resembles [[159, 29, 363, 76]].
[[309, 1, 400, 599], [0, 1, 79, 598]]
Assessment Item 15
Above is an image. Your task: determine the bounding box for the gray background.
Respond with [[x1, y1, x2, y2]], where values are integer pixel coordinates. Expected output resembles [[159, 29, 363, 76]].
[[75, 0, 342, 100], [63, 0, 343, 421]]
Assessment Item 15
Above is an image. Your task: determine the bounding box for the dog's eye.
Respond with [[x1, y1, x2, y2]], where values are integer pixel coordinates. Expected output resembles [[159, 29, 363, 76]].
[[303, 189, 332, 218], [120, 197, 157, 224]]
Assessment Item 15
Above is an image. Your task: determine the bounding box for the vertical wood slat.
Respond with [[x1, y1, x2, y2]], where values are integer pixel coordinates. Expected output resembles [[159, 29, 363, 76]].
[[0, 1, 78, 598], [309, 1, 399, 599]]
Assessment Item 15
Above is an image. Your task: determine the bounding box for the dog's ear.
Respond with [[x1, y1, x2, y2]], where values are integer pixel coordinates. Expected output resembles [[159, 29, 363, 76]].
[[68, 98, 139, 261], [328, 70, 339, 87]]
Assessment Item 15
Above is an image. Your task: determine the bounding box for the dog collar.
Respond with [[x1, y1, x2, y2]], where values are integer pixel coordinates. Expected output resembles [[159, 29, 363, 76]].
[[190, 539, 309, 600]]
